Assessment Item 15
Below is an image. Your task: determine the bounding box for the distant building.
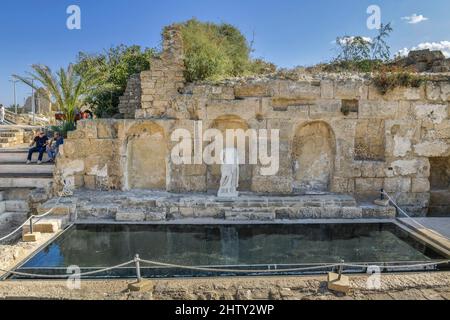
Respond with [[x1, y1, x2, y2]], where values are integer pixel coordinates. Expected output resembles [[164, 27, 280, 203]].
[[22, 88, 53, 115]]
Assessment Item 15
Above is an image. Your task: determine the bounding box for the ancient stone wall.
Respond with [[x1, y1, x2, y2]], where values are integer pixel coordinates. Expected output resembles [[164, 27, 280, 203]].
[[118, 74, 141, 119], [55, 76, 450, 216], [54, 27, 450, 217]]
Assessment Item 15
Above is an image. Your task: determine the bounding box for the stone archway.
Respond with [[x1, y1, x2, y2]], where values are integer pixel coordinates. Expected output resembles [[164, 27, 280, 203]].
[[292, 121, 336, 194], [208, 115, 253, 192], [125, 122, 167, 190]]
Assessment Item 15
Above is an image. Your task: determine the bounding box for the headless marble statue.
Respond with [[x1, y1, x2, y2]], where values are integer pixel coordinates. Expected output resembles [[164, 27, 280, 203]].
[[218, 148, 239, 198]]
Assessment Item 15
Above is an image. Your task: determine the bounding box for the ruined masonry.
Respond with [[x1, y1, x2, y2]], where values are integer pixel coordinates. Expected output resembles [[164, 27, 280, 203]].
[[52, 25, 450, 221]]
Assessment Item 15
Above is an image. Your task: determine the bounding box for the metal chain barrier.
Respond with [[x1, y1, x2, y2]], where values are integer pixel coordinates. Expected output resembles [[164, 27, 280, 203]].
[[0, 196, 63, 243], [2, 256, 449, 281], [138, 259, 343, 274], [0, 260, 135, 279], [382, 190, 450, 241], [344, 260, 450, 269]]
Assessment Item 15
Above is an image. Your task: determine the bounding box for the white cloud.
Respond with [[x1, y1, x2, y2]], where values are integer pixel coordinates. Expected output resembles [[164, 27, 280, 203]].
[[396, 41, 450, 58], [334, 36, 372, 45], [401, 14, 429, 24]]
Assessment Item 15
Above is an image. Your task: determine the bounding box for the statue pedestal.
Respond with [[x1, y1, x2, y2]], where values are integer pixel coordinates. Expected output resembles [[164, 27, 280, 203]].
[[217, 189, 239, 199]]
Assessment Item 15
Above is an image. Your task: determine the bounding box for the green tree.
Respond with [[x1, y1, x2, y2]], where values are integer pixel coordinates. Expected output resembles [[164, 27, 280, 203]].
[[371, 23, 393, 61], [75, 45, 156, 117], [335, 36, 372, 62], [13, 64, 86, 129]]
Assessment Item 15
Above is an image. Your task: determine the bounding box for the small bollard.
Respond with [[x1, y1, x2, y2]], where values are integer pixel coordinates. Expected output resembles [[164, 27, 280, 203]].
[[23, 216, 40, 242], [29, 216, 34, 235], [374, 189, 389, 207], [128, 254, 153, 293], [328, 260, 350, 295], [338, 260, 344, 281], [134, 254, 142, 283]]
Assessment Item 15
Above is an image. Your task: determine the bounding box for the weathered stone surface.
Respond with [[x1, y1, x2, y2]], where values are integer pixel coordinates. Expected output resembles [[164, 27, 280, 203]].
[[412, 178, 431, 193], [51, 25, 450, 218], [116, 210, 146, 222], [355, 178, 384, 193], [414, 141, 449, 157], [234, 83, 271, 98], [334, 80, 368, 100], [359, 101, 399, 119], [384, 177, 412, 192], [415, 104, 448, 124]]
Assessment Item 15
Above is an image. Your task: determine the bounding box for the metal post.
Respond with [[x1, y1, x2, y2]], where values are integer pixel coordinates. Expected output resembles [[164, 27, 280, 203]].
[[31, 80, 35, 125], [37, 90, 40, 115], [380, 189, 385, 201], [29, 216, 34, 235], [338, 260, 344, 280], [9, 79, 19, 114], [134, 254, 142, 283], [13, 80, 17, 114]]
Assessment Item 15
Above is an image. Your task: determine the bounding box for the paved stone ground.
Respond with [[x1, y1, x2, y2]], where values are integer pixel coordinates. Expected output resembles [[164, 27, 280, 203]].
[[0, 273, 450, 300], [401, 218, 450, 239]]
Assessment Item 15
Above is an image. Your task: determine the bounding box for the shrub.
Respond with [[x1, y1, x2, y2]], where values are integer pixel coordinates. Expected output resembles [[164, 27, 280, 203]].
[[373, 66, 425, 94], [319, 59, 383, 73], [50, 122, 76, 138], [180, 19, 274, 82]]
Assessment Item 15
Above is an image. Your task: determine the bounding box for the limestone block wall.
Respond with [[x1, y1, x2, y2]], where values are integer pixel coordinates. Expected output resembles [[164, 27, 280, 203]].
[[118, 74, 141, 119], [55, 24, 450, 216], [55, 75, 450, 216]]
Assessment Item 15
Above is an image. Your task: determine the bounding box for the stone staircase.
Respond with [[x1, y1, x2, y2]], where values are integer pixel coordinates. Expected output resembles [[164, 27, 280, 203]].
[[38, 190, 397, 223], [0, 147, 57, 241], [0, 148, 53, 189], [0, 128, 26, 148]]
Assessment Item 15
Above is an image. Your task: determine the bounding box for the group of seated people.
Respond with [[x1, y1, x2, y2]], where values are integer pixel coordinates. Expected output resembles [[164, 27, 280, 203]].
[[27, 131, 64, 164]]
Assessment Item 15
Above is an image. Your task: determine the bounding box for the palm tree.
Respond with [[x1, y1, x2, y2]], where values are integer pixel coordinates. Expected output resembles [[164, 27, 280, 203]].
[[13, 64, 86, 126]]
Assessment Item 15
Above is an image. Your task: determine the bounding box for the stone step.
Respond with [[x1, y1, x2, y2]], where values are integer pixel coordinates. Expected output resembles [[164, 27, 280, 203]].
[[0, 150, 50, 163], [75, 203, 394, 221], [0, 137, 17, 143], [39, 191, 398, 222], [0, 163, 54, 174], [22, 217, 66, 235], [0, 201, 5, 214], [38, 198, 77, 216], [0, 176, 53, 189], [0, 212, 28, 230], [4, 200, 29, 212]]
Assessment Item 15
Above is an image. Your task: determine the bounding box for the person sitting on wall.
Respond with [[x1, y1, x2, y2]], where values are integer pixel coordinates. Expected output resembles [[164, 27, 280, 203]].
[[27, 130, 49, 165], [46, 131, 64, 162], [83, 110, 94, 119]]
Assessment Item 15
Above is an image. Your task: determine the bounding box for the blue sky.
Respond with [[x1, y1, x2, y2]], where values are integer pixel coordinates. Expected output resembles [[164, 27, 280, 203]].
[[1, 0, 449, 106]]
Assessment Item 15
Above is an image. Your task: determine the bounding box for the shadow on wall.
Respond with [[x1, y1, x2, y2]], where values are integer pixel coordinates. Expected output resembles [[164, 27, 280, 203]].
[[428, 157, 450, 217]]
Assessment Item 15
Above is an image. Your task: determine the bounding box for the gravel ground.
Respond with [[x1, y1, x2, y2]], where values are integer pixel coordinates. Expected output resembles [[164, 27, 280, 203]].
[[1, 232, 449, 300], [0, 272, 449, 300]]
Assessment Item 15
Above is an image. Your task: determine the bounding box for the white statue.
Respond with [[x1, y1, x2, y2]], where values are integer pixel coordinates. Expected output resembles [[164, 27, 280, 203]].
[[218, 148, 239, 198]]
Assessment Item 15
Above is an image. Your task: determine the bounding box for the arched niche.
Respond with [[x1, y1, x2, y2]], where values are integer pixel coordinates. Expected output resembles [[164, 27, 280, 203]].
[[207, 115, 253, 192], [125, 122, 167, 190], [292, 121, 336, 194]]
